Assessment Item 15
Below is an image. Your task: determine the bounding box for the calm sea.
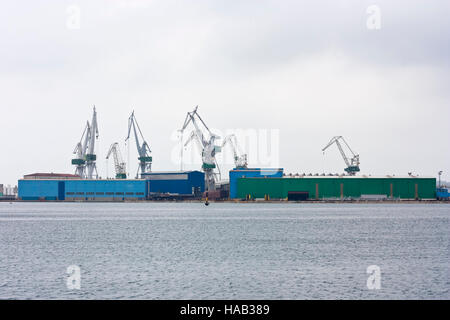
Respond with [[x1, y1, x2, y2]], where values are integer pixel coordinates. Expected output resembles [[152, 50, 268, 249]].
[[0, 202, 448, 299]]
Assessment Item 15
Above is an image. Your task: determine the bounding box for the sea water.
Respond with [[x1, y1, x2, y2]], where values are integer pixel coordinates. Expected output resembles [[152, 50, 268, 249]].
[[0, 202, 448, 299]]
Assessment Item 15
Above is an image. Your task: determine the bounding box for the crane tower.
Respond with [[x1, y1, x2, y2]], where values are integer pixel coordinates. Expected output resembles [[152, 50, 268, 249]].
[[85, 107, 99, 179], [322, 136, 360, 175], [125, 111, 152, 178], [72, 121, 90, 178], [180, 106, 221, 191], [71, 107, 99, 179], [222, 134, 248, 169], [106, 142, 127, 179]]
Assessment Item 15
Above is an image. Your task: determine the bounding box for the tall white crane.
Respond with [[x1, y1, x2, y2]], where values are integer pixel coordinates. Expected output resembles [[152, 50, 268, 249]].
[[85, 107, 99, 179], [125, 111, 152, 178], [71, 107, 98, 179], [72, 121, 91, 178], [322, 136, 360, 175], [106, 142, 127, 179], [222, 134, 248, 169], [180, 106, 221, 191]]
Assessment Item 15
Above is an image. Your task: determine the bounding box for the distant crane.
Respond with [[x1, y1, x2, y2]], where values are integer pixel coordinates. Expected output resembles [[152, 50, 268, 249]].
[[180, 106, 221, 191], [221, 134, 248, 169], [85, 107, 99, 179], [322, 136, 360, 175], [106, 142, 127, 179], [125, 111, 152, 178], [71, 107, 99, 179], [72, 121, 90, 178]]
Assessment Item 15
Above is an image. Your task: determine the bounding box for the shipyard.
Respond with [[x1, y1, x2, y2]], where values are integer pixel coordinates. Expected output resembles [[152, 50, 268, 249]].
[[1, 0, 449, 304], [13, 107, 447, 203]]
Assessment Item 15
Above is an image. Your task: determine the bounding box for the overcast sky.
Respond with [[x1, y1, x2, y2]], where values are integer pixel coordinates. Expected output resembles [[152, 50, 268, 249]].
[[1, 0, 449, 185]]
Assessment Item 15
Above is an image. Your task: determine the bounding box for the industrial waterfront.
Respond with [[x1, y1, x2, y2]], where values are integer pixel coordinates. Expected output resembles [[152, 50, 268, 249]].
[[2, 0, 449, 308], [13, 107, 448, 203]]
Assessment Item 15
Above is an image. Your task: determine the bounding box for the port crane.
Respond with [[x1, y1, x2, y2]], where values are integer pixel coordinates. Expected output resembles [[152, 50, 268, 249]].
[[125, 111, 152, 178], [72, 121, 90, 178], [85, 107, 99, 179], [71, 107, 99, 179], [322, 136, 360, 175], [180, 106, 221, 191], [106, 142, 127, 179], [221, 134, 248, 169]]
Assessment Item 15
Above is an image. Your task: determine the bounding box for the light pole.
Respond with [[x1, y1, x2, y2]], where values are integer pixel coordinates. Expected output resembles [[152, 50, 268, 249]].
[[438, 171, 443, 188]]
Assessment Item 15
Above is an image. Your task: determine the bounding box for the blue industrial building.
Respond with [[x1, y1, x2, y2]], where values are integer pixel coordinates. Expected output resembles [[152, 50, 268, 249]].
[[64, 179, 147, 200], [18, 171, 205, 201], [229, 168, 284, 199], [18, 179, 147, 201], [18, 180, 65, 201], [436, 187, 450, 200], [141, 171, 204, 196]]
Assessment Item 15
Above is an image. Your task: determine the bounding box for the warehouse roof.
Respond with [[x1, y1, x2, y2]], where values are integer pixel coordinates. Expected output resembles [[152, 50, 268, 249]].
[[23, 173, 81, 179], [141, 171, 202, 174], [281, 175, 435, 179], [230, 168, 283, 172]]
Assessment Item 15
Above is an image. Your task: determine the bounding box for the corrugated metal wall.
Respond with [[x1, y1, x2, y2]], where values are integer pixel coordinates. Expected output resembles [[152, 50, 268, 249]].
[[229, 168, 283, 198], [18, 175, 437, 201], [64, 180, 147, 200], [18, 179, 148, 201], [18, 172, 205, 200], [143, 171, 205, 195], [236, 177, 436, 200], [18, 180, 61, 200]]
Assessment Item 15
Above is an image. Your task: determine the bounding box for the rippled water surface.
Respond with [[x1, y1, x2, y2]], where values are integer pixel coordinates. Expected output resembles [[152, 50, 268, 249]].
[[0, 202, 448, 299]]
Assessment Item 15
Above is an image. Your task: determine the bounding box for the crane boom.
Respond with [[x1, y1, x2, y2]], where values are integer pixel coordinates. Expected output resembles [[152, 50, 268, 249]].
[[322, 136, 360, 175], [85, 106, 99, 179], [222, 134, 248, 169], [181, 106, 209, 148], [72, 121, 90, 178], [72, 108, 98, 179], [106, 142, 127, 179], [184, 130, 204, 152], [180, 106, 221, 191], [125, 111, 152, 178]]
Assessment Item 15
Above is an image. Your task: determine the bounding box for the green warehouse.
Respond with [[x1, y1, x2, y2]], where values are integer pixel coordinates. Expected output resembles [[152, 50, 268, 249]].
[[236, 176, 436, 200]]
